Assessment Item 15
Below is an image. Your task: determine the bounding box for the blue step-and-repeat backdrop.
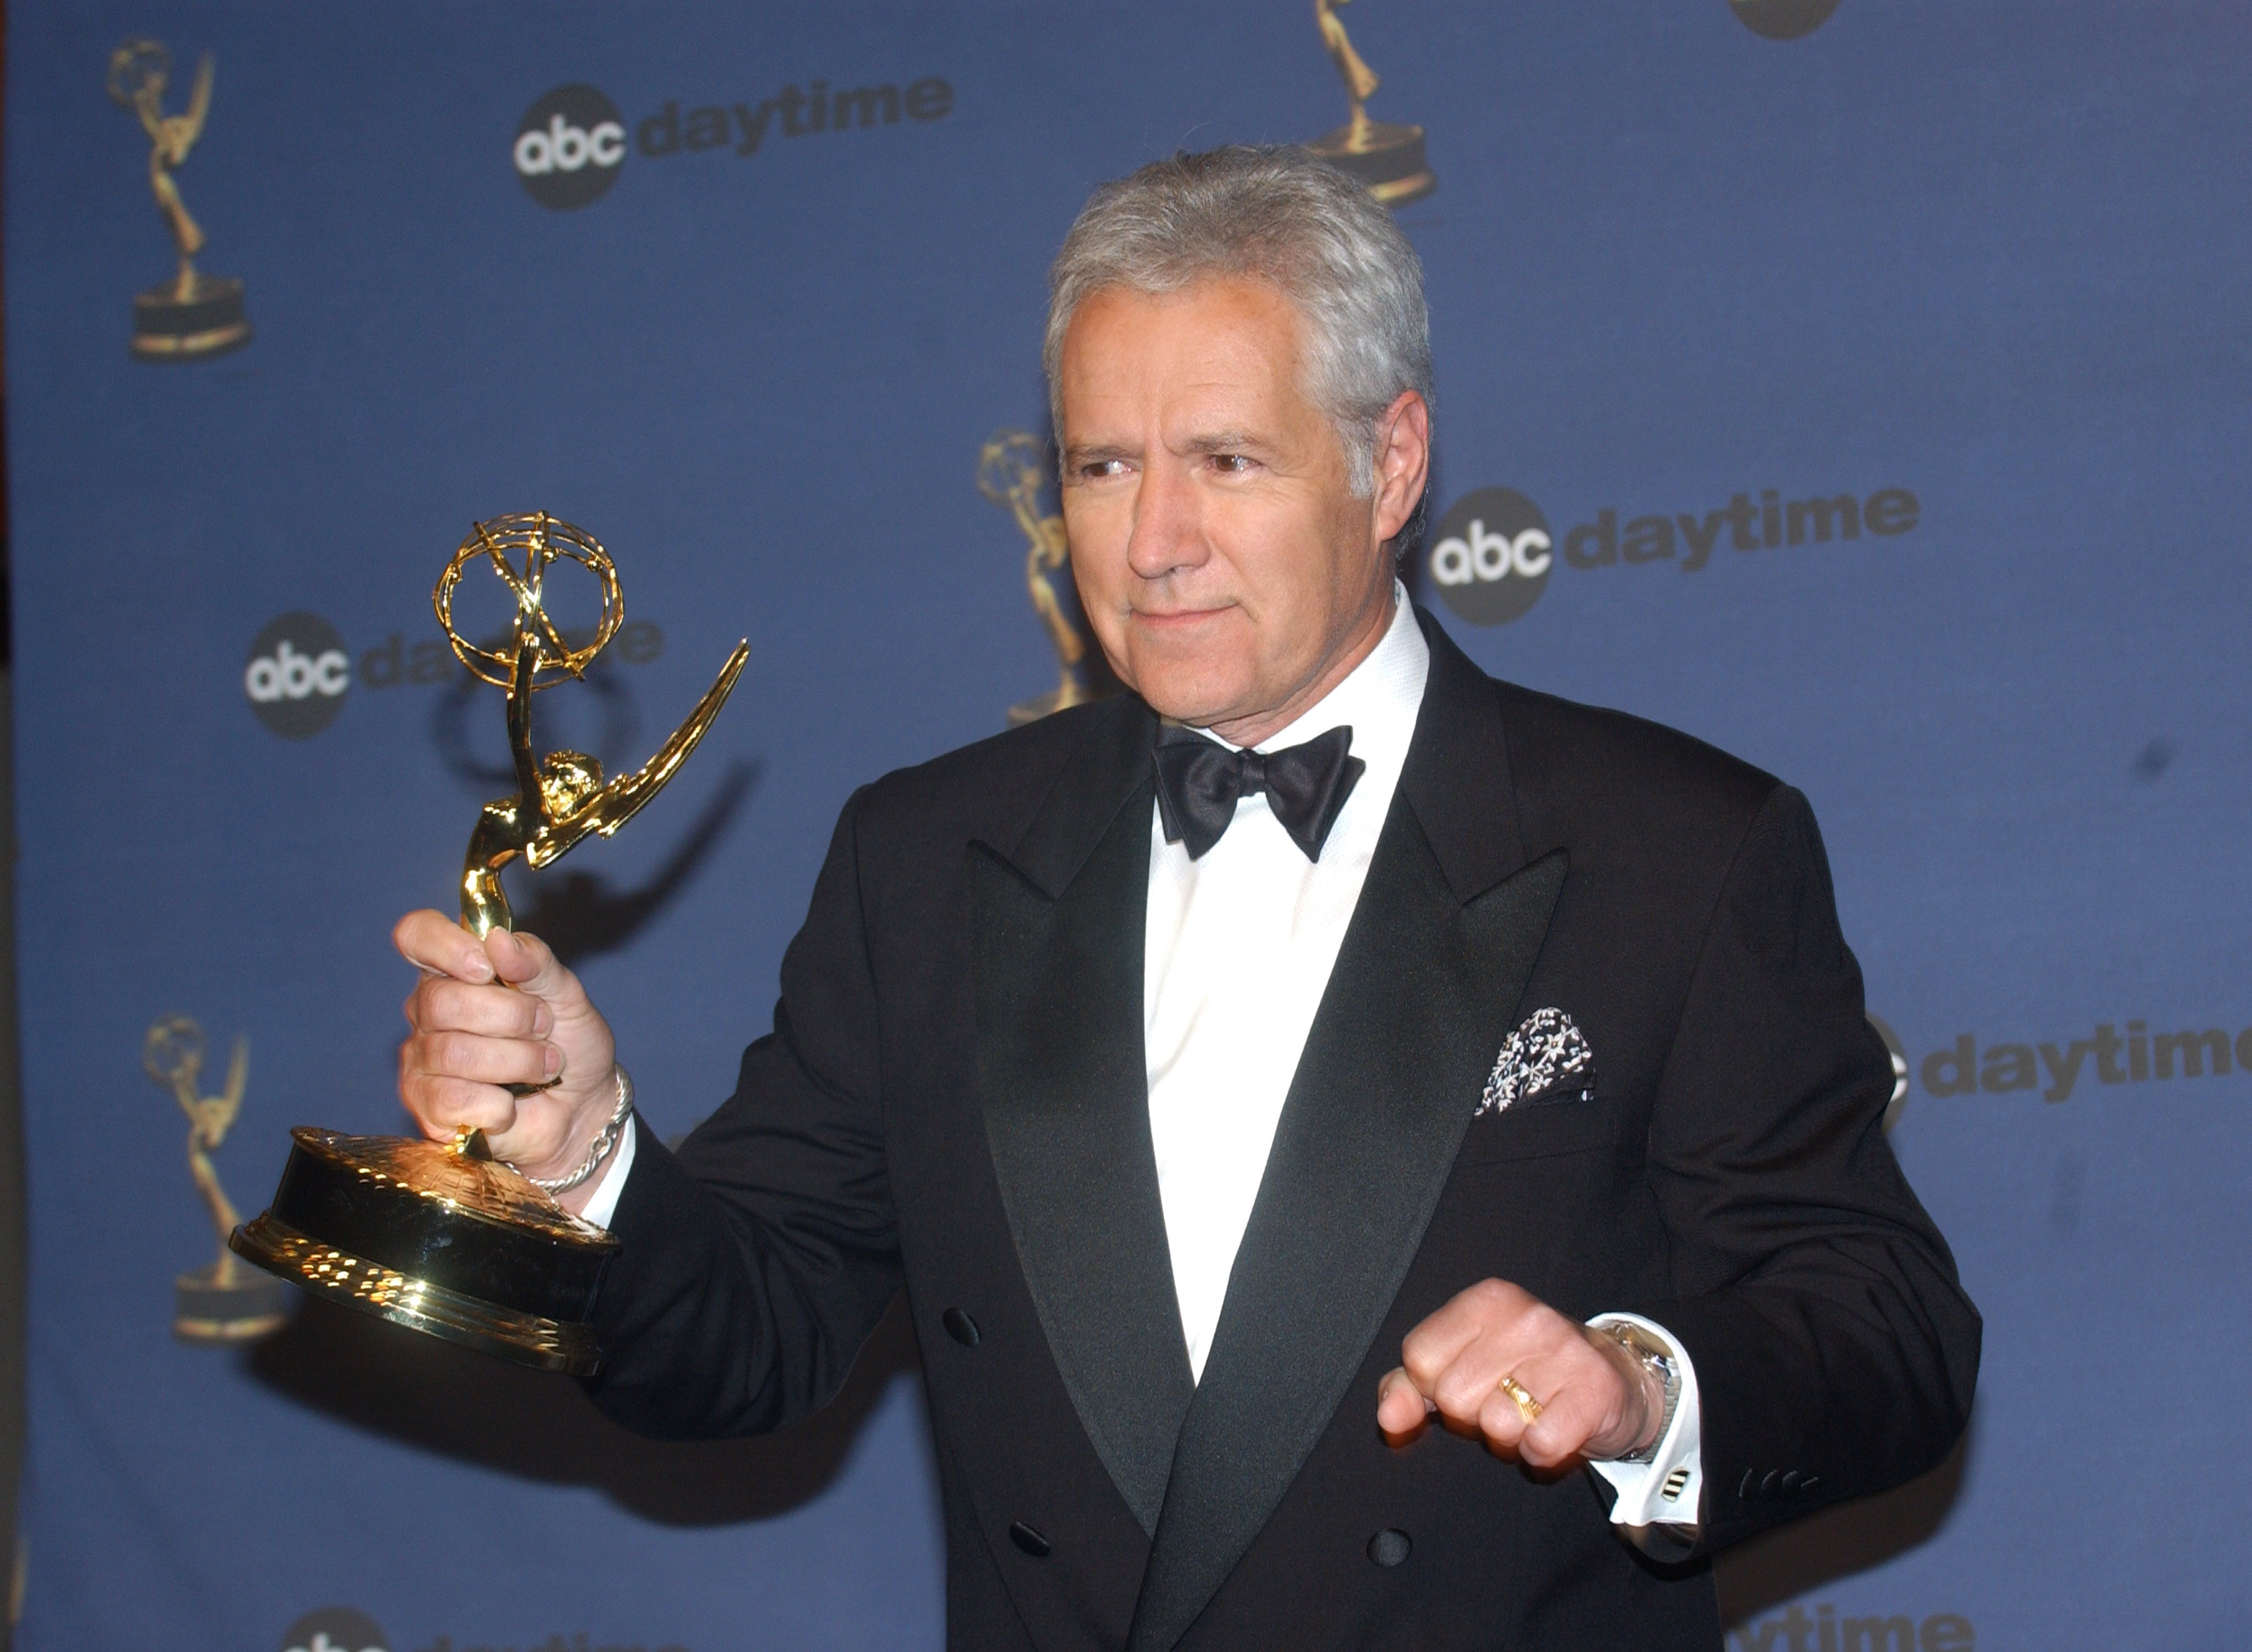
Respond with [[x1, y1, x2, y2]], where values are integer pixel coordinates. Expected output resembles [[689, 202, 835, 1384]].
[[7, 2, 2248, 1648]]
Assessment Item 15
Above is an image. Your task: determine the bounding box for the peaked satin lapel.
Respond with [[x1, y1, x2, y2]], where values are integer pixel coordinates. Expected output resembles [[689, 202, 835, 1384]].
[[970, 698, 1194, 1536], [1127, 621, 1564, 1651]]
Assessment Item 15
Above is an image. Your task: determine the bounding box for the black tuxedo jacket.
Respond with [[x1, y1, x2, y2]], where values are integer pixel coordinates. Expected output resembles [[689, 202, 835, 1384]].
[[584, 612, 1979, 1651]]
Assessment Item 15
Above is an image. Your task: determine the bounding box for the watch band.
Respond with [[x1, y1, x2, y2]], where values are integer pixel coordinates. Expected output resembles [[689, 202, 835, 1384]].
[[1595, 1319, 1680, 1465]]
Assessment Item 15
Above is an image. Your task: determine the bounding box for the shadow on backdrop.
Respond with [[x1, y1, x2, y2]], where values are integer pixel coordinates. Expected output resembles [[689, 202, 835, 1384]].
[[508, 758, 761, 966], [246, 1288, 924, 1527], [1715, 1421, 1974, 1631], [428, 644, 643, 801]]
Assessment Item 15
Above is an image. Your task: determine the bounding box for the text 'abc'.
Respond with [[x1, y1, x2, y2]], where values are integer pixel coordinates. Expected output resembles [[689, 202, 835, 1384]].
[[513, 113, 626, 177]]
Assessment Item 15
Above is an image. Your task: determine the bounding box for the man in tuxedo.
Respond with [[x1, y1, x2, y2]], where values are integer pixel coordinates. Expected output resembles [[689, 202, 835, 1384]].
[[394, 146, 1977, 1650]]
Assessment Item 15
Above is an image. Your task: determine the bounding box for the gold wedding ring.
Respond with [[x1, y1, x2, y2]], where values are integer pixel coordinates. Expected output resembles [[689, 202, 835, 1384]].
[[1497, 1373, 1543, 1424]]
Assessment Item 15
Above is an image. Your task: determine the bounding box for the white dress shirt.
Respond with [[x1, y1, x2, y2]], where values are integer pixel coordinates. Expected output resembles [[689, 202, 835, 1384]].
[[1140, 591, 1430, 1382], [1140, 585, 1701, 1534], [587, 582, 1702, 1533]]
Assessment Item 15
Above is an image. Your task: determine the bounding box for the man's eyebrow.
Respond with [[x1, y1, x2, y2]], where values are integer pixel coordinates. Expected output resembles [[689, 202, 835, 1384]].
[[1060, 442, 1135, 467], [1178, 430, 1269, 455]]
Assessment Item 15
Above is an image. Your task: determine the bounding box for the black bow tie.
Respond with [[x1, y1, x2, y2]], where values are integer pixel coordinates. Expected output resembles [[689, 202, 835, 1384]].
[[1152, 723, 1365, 862]]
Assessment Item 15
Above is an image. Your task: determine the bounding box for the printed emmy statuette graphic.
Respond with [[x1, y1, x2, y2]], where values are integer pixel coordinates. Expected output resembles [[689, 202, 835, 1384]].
[[1305, 0, 1435, 206], [107, 38, 251, 358], [980, 429, 1119, 725], [146, 1015, 289, 1340]]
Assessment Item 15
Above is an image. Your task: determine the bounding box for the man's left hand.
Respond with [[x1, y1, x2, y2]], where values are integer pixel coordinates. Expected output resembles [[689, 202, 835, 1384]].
[[1375, 1279, 1665, 1467]]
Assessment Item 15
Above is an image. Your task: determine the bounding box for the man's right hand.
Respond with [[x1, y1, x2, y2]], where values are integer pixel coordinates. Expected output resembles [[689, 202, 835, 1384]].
[[394, 910, 620, 1214]]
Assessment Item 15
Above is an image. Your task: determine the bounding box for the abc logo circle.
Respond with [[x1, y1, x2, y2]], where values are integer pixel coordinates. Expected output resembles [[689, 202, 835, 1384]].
[[1867, 1013, 1910, 1135], [1729, 0, 1842, 40], [244, 613, 350, 738], [1427, 488, 1553, 627], [514, 84, 627, 210], [278, 1606, 389, 1652]]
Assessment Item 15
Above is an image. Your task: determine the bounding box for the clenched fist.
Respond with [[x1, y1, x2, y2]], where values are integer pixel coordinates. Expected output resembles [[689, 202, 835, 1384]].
[[1375, 1278, 1666, 1468], [393, 909, 621, 1214]]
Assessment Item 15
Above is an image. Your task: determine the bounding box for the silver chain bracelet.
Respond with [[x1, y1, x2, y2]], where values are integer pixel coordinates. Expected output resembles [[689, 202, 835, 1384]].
[[521, 1065, 634, 1193]]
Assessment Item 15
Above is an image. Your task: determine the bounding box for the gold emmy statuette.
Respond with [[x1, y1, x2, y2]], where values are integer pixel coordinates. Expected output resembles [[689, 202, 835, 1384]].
[[107, 39, 251, 359], [1306, 0, 1436, 207], [979, 429, 1119, 726], [145, 1016, 290, 1341], [232, 513, 750, 1374]]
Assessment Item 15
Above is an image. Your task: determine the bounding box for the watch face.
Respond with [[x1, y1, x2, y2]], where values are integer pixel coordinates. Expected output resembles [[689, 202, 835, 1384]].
[[1603, 1321, 1670, 1367]]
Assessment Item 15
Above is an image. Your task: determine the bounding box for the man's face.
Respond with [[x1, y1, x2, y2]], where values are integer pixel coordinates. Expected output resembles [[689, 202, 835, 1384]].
[[1057, 278, 1410, 742]]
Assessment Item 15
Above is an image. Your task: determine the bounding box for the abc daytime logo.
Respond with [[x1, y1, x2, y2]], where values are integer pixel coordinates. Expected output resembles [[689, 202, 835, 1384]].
[[280, 1606, 389, 1652], [1868, 1013, 1909, 1134], [512, 73, 956, 211], [244, 612, 669, 739], [514, 84, 627, 209], [246, 613, 351, 738], [1729, 0, 1843, 40], [1426, 479, 1919, 626], [1427, 487, 1553, 627]]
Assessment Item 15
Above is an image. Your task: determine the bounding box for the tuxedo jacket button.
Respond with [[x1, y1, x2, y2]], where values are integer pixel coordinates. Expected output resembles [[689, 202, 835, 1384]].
[[1367, 1529, 1412, 1567], [1778, 1470, 1802, 1497], [1758, 1470, 1783, 1502], [1737, 1469, 1758, 1502], [942, 1307, 981, 1347], [1009, 1521, 1051, 1557], [1794, 1475, 1819, 1499]]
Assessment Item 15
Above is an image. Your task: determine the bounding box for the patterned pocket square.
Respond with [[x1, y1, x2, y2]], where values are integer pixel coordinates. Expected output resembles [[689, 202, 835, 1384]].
[[1477, 1007, 1595, 1117]]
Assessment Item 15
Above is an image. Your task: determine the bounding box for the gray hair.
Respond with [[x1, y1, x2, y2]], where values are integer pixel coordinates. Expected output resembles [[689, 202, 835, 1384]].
[[1043, 145, 1432, 514]]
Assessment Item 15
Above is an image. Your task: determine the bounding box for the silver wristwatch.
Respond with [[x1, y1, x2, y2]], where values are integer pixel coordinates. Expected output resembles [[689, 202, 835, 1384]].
[[1594, 1319, 1680, 1465]]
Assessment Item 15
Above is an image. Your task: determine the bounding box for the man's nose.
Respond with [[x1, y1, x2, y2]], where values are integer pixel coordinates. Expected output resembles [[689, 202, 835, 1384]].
[[1124, 460, 1207, 579]]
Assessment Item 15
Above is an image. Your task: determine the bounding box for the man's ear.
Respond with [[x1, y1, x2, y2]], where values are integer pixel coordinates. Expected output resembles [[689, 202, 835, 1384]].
[[1371, 390, 1432, 553]]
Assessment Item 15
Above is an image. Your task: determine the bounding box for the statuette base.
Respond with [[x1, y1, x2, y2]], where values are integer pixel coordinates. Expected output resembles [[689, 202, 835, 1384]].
[[173, 1260, 288, 1343], [1309, 120, 1436, 206], [231, 1127, 619, 1376], [131, 273, 251, 360]]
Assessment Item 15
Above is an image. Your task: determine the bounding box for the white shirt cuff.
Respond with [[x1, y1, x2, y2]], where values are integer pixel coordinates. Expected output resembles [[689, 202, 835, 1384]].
[[575, 1111, 638, 1230], [1585, 1311, 1703, 1537]]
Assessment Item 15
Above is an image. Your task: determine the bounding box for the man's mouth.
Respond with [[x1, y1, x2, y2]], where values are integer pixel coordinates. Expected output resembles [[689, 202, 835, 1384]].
[[1129, 604, 1234, 628]]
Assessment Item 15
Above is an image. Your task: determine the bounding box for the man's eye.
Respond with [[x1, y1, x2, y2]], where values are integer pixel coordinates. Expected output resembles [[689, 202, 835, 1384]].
[[1211, 453, 1253, 474], [1079, 459, 1128, 480]]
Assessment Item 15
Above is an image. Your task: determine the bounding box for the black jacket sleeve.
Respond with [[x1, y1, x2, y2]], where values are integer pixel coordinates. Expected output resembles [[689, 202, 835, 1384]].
[[1634, 785, 1980, 1551], [579, 784, 904, 1439]]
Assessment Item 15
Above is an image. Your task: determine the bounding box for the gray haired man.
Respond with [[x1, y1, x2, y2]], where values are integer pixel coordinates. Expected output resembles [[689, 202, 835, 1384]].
[[396, 146, 1977, 1650]]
